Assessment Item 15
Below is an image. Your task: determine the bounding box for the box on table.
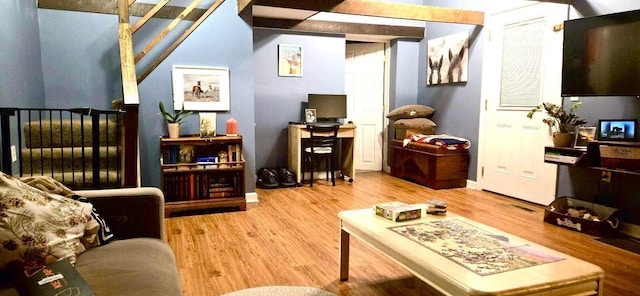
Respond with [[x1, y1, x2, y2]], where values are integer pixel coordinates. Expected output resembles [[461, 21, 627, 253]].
[[544, 197, 619, 237], [374, 202, 422, 222], [599, 145, 640, 172]]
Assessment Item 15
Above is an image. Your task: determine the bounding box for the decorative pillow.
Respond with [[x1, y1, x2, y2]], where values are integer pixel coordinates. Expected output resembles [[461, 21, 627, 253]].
[[71, 195, 115, 246], [393, 118, 437, 129], [386, 105, 435, 120], [0, 173, 92, 271], [18, 176, 115, 248]]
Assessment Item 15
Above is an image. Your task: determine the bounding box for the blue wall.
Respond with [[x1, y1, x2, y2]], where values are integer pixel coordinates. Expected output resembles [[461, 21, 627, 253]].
[[420, 0, 485, 181], [36, 1, 256, 192], [253, 29, 345, 169], [0, 1, 44, 108]]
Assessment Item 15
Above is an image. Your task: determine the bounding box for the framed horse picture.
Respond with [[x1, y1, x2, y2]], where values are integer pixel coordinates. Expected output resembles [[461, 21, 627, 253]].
[[172, 65, 230, 111]]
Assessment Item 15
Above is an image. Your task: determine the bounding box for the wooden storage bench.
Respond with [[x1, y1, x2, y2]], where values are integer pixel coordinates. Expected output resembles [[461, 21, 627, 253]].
[[391, 139, 469, 189]]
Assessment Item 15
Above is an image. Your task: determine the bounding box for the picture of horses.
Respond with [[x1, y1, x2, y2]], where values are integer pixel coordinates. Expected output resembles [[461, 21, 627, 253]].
[[172, 66, 230, 111], [427, 31, 469, 85]]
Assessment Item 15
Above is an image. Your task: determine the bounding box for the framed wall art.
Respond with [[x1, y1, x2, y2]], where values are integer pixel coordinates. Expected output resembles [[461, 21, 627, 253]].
[[172, 65, 230, 111], [427, 31, 469, 85], [278, 44, 303, 77]]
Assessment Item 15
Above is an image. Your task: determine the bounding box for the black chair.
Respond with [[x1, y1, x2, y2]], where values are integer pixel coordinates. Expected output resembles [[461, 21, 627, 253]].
[[301, 124, 340, 187]]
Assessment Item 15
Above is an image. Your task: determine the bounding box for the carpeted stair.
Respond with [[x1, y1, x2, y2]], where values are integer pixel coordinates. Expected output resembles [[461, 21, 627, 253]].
[[20, 116, 122, 189]]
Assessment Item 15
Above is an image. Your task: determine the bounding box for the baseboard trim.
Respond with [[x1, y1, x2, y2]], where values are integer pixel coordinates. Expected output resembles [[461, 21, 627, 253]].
[[246, 192, 259, 209], [466, 179, 477, 190], [621, 222, 640, 239]]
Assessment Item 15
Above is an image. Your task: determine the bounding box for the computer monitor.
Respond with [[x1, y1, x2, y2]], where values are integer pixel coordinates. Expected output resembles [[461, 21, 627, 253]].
[[307, 94, 347, 122], [597, 119, 637, 142]]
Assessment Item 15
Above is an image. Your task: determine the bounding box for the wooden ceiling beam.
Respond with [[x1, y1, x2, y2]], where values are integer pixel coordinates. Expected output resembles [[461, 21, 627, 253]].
[[328, 0, 484, 25], [527, 0, 574, 4], [238, 0, 256, 16], [38, 0, 206, 22], [254, 17, 424, 39], [253, 0, 345, 11]]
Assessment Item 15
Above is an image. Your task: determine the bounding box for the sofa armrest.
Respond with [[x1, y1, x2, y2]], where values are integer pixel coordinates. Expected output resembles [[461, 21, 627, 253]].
[[74, 187, 166, 241]]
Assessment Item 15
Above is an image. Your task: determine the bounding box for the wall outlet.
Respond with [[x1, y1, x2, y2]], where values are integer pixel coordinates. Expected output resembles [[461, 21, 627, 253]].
[[10, 145, 17, 163]]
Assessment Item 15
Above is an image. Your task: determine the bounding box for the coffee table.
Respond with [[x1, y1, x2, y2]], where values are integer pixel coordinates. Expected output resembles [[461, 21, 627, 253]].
[[339, 208, 604, 296]]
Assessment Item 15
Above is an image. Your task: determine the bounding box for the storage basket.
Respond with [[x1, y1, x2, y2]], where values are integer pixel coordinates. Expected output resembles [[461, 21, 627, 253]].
[[544, 197, 619, 237]]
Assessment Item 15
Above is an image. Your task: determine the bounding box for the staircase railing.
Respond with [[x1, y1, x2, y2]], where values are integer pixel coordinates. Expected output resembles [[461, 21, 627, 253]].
[[0, 107, 124, 189]]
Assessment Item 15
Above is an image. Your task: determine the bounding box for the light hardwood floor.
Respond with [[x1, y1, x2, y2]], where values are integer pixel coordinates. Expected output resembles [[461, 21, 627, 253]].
[[165, 171, 640, 296]]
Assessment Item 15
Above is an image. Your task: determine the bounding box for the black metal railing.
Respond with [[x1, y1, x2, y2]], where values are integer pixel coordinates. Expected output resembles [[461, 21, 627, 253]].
[[0, 107, 124, 189]]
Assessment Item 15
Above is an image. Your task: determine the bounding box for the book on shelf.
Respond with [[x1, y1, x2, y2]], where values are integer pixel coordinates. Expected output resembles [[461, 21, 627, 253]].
[[15, 258, 95, 296], [374, 201, 422, 222]]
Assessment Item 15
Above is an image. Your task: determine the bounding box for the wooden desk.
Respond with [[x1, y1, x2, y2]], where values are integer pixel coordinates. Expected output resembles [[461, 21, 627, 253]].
[[339, 208, 604, 296], [288, 124, 356, 184]]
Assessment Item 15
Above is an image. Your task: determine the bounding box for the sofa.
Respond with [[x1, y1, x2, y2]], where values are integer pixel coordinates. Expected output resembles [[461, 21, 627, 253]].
[[0, 187, 183, 295]]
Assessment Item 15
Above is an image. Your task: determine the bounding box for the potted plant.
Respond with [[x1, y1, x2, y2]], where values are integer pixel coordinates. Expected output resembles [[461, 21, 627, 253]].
[[159, 101, 193, 138], [527, 102, 587, 147]]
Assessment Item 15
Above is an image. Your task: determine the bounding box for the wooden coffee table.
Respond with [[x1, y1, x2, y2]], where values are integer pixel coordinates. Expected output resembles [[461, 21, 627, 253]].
[[339, 208, 604, 296]]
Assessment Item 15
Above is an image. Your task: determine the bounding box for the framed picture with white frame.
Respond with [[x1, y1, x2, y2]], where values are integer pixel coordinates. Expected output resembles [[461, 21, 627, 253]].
[[278, 44, 303, 77], [172, 65, 230, 111]]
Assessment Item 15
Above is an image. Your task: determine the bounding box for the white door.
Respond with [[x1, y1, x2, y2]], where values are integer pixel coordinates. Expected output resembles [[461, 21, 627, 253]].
[[345, 43, 385, 171], [479, 3, 568, 205]]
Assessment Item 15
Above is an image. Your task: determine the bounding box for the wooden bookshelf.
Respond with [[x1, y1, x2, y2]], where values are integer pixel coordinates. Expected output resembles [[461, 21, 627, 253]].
[[160, 134, 246, 216]]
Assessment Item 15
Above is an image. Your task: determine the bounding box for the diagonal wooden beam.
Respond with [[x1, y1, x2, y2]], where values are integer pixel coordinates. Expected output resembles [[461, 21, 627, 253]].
[[254, 17, 424, 39], [134, 0, 203, 64], [131, 0, 170, 34], [138, 0, 225, 83]]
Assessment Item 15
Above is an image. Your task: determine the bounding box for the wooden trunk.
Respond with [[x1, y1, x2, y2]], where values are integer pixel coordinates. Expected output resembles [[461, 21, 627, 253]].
[[390, 139, 469, 189]]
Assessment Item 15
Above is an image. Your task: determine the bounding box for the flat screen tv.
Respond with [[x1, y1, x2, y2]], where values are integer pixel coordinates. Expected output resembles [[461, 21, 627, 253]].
[[597, 119, 637, 142], [561, 9, 640, 97], [307, 94, 347, 121]]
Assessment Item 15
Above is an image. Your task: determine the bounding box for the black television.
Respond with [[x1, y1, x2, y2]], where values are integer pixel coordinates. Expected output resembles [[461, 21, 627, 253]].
[[307, 94, 347, 122], [561, 9, 640, 97]]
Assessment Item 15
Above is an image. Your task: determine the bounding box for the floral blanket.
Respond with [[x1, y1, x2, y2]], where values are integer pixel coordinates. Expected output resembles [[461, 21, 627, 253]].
[[403, 134, 471, 150]]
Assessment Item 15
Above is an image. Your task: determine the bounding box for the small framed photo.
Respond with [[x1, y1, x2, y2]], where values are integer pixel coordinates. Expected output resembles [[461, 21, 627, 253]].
[[199, 112, 216, 138], [305, 109, 316, 123], [574, 127, 597, 148], [172, 65, 230, 111], [278, 44, 303, 77]]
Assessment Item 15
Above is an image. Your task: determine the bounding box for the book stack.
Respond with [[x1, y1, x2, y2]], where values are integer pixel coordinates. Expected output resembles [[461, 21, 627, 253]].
[[427, 199, 447, 215], [374, 201, 422, 222]]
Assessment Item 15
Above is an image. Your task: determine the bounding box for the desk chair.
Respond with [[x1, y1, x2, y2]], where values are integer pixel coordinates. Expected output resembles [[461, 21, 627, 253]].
[[301, 124, 340, 187]]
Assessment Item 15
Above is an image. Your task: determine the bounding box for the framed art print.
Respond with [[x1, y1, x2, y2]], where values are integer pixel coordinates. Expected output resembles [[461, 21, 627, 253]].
[[278, 44, 303, 77], [172, 65, 230, 111]]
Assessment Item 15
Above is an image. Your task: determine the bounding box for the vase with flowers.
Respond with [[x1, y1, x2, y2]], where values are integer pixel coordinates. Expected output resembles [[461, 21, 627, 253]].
[[527, 102, 588, 147]]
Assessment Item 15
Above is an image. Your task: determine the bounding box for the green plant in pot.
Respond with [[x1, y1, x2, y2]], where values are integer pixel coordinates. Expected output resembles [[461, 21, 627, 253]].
[[527, 102, 587, 147], [159, 101, 193, 138]]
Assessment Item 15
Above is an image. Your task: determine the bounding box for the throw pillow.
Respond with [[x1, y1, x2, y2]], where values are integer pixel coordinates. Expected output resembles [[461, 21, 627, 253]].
[[0, 173, 92, 271], [393, 118, 437, 129], [386, 105, 435, 121], [71, 195, 115, 246], [18, 176, 115, 248]]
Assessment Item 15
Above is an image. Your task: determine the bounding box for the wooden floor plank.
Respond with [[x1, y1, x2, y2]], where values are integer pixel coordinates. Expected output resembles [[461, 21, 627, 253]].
[[165, 171, 639, 295]]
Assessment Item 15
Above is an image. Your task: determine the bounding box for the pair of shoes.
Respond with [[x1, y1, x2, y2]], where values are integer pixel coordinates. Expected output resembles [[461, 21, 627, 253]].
[[257, 168, 297, 188]]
